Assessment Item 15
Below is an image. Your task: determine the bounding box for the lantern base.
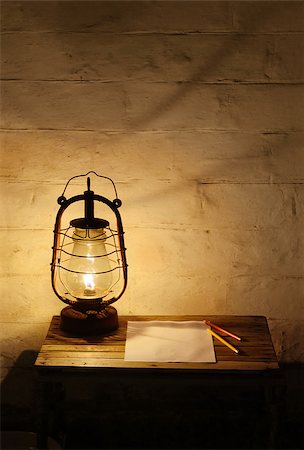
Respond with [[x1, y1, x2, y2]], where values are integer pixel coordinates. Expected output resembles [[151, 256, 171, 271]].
[[60, 305, 119, 336]]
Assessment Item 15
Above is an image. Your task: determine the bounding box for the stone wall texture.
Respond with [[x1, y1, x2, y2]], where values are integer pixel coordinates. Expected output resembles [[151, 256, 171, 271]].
[[1, 0, 304, 423]]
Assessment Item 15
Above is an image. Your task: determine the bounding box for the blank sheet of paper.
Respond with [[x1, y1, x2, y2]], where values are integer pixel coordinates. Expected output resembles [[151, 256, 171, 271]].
[[124, 321, 216, 363]]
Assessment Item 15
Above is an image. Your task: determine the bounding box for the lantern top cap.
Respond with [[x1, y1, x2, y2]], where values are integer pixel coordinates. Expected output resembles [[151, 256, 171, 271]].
[[70, 217, 109, 229]]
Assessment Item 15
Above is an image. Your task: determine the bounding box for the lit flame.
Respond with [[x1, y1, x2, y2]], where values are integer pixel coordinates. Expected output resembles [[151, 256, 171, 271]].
[[83, 273, 95, 290]]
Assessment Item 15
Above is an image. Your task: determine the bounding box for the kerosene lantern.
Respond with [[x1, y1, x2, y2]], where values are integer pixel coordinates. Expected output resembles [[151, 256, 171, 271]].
[[51, 172, 127, 335]]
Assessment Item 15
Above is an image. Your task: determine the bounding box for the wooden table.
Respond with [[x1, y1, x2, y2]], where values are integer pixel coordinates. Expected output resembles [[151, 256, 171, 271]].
[[35, 315, 281, 448]]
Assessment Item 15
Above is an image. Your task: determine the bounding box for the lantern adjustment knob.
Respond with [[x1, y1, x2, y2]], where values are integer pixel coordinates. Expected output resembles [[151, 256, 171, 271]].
[[57, 195, 67, 205], [113, 198, 122, 208]]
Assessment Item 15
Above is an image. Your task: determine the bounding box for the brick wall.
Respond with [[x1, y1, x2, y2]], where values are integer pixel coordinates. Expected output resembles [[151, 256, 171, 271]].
[[1, 0, 304, 424]]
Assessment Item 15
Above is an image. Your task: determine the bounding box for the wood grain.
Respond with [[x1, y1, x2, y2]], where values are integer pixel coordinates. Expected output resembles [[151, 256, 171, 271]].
[[35, 315, 279, 372]]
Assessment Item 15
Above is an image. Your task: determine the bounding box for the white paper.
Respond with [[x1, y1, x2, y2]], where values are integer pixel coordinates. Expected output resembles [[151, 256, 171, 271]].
[[124, 320, 216, 363]]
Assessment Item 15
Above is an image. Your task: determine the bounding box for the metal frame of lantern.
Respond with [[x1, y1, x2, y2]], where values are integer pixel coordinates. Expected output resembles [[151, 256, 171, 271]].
[[51, 172, 128, 335]]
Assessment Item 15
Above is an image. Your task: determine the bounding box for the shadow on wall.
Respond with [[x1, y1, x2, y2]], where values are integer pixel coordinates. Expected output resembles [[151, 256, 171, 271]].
[[42, 2, 291, 130], [4, 2, 296, 132], [4, 0, 299, 202], [1, 351, 38, 431]]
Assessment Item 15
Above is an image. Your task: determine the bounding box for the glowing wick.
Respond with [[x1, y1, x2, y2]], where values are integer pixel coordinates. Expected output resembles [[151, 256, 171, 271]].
[[83, 273, 96, 296]]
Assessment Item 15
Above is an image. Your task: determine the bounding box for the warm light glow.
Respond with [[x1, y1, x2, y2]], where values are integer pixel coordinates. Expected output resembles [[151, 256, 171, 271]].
[[83, 273, 96, 296]]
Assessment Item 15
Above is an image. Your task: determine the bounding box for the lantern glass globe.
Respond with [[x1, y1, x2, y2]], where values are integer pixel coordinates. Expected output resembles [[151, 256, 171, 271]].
[[63, 227, 113, 300]]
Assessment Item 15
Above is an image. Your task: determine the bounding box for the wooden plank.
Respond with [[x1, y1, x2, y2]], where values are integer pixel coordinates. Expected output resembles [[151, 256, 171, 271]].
[[35, 356, 278, 371], [3, 33, 303, 82], [36, 348, 277, 363], [2, 130, 303, 184], [37, 351, 126, 360], [40, 344, 126, 352], [3, 82, 303, 132], [45, 315, 276, 339], [1, 2, 232, 33], [2, 1, 303, 33], [35, 351, 276, 363], [39, 342, 276, 353]]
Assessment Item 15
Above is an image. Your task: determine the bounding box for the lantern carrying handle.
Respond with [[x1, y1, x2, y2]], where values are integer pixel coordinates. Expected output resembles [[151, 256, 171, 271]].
[[60, 171, 119, 200]]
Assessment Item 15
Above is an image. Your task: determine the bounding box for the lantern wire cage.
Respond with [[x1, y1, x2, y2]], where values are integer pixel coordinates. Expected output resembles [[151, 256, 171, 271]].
[[54, 224, 124, 305]]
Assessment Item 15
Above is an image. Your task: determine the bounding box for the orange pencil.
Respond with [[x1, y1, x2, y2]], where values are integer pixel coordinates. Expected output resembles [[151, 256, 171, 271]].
[[204, 320, 241, 341]]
